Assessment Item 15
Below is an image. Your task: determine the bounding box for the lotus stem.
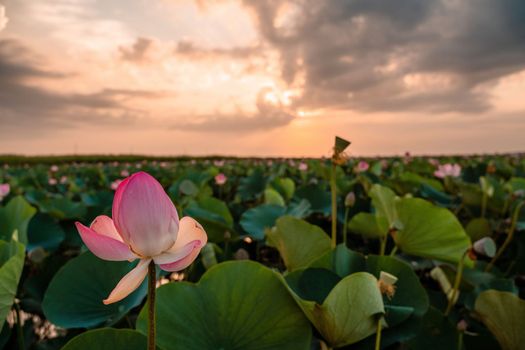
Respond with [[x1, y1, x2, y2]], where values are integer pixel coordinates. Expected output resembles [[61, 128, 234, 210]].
[[389, 245, 398, 256], [374, 316, 382, 350], [15, 302, 24, 350], [147, 261, 157, 350], [342, 206, 349, 246], [379, 236, 387, 256], [445, 250, 468, 316], [330, 161, 337, 249], [481, 192, 488, 218], [486, 200, 525, 272]]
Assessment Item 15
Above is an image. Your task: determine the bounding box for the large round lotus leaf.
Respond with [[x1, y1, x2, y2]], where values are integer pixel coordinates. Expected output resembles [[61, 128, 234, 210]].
[[62, 328, 148, 350], [43, 252, 147, 328], [0, 240, 25, 330], [179, 179, 199, 196], [365, 255, 429, 326], [237, 169, 266, 200], [136, 261, 312, 350], [369, 184, 397, 229], [271, 177, 295, 201], [294, 185, 332, 216], [348, 212, 388, 239], [419, 183, 454, 208], [240, 204, 285, 240], [309, 244, 366, 278], [394, 198, 472, 266], [398, 172, 444, 192], [508, 177, 525, 192], [285, 199, 312, 218], [27, 213, 65, 251], [284, 272, 384, 348], [264, 188, 285, 206], [266, 216, 331, 272], [40, 197, 87, 220], [465, 217, 492, 241], [185, 197, 234, 242], [475, 290, 525, 350], [0, 196, 36, 243], [285, 267, 341, 304], [309, 250, 428, 349]]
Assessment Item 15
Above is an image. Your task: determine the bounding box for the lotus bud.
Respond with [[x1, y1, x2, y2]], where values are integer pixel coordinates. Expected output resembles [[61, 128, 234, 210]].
[[457, 319, 468, 332], [234, 248, 250, 260], [344, 192, 356, 207], [473, 237, 496, 258]]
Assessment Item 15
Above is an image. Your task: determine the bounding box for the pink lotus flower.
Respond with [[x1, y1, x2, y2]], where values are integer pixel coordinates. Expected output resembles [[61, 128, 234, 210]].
[[215, 173, 227, 186], [75, 172, 207, 304], [59, 176, 68, 184], [0, 183, 10, 201], [50, 165, 59, 172], [354, 161, 369, 173], [48, 178, 57, 185], [120, 170, 130, 177], [428, 158, 439, 166], [298, 162, 308, 171], [434, 163, 461, 178], [110, 179, 123, 190]]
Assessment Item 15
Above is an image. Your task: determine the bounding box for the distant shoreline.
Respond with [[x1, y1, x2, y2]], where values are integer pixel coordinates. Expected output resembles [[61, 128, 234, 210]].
[[0, 152, 524, 164]]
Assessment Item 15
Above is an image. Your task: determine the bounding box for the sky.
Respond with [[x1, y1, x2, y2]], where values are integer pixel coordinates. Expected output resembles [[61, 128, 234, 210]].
[[0, 0, 524, 157]]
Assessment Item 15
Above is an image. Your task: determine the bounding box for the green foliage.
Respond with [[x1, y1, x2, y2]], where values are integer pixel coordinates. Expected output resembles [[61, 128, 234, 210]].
[[0, 196, 37, 243], [0, 240, 25, 331], [136, 261, 312, 350], [62, 329, 148, 350], [266, 216, 331, 272], [475, 290, 525, 350], [43, 252, 147, 328]]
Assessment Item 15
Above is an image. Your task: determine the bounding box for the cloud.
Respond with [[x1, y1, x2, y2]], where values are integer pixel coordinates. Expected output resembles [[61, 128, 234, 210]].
[[243, 0, 525, 114], [119, 37, 155, 63], [173, 87, 295, 132], [0, 5, 7, 32], [0, 39, 163, 136], [175, 39, 261, 60]]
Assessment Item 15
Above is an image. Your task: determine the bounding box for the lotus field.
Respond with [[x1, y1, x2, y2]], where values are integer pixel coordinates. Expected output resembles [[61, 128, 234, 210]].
[[1, 138, 525, 350]]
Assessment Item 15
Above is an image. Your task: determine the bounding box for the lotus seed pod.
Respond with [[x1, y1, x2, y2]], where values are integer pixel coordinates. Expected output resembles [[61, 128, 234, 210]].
[[473, 237, 497, 258], [379, 271, 398, 286], [378, 271, 398, 298]]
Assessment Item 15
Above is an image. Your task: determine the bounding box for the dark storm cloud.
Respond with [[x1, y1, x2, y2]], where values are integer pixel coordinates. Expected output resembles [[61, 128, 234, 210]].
[[173, 87, 294, 132], [243, 0, 525, 113], [0, 39, 161, 135]]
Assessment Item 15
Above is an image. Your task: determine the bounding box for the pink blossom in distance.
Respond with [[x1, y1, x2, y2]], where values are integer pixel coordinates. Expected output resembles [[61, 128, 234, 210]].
[[0, 183, 10, 201], [298, 162, 308, 171], [354, 161, 369, 173], [111, 179, 123, 190], [48, 178, 57, 185], [75, 172, 207, 304], [215, 173, 227, 186], [434, 163, 461, 178]]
